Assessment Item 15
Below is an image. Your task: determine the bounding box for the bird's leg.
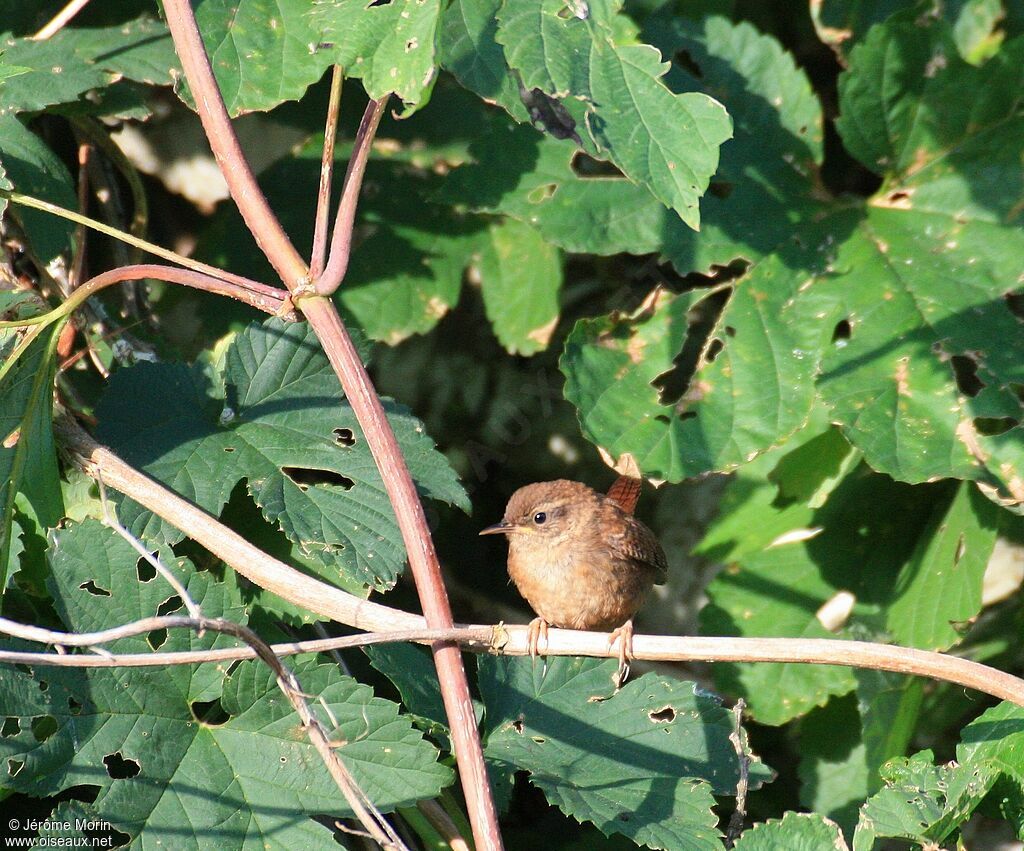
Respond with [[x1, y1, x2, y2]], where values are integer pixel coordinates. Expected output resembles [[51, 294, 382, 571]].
[[608, 620, 635, 689], [526, 617, 549, 661]]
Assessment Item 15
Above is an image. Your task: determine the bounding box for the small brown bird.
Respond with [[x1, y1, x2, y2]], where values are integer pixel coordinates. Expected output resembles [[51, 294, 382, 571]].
[[480, 479, 667, 682]]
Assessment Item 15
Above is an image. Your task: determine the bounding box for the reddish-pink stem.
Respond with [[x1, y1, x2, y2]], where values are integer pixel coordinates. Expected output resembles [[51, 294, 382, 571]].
[[310, 66, 345, 280], [67, 264, 293, 317], [160, 3, 503, 846], [161, 0, 308, 289], [314, 97, 387, 296], [299, 296, 504, 848]]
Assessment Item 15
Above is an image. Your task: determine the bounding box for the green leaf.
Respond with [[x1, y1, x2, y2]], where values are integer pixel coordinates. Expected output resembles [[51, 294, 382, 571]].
[[887, 483, 1001, 650], [0, 17, 175, 114], [364, 642, 448, 732], [437, 0, 527, 119], [768, 426, 860, 509], [478, 654, 772, 850], [0, 114, 77, 265], [733, 812, 848, 850], [852, 750, 998, 851], [310, 0, 441, 110], [478, 218, 562, 355], [495, 0, 732, 230], [445, 16, 825, 273], [0, 521, 452, 847], [561, 243, 839, 481], [95, 319, 468, 592], [0, 304, 63, 590], [957, 701, 1024, 826]]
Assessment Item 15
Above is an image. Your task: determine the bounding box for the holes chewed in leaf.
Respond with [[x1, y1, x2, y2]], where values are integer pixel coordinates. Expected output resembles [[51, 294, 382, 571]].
[[333, 427, 356, 447], [832, 319, 852, 343], [975, 417, 1018, 436], [570, 152, 624, 179], [191, 699, 230, 726], [103, 752, 141, 778], [1, 717, 20, 737], [157, 595, 183, 617], [649, 706, 676, 723], [951, 355, 985, 397], [705, 338, 724, 363], [283, 467, 354, 491], [511, 716, 524, 734], [80, 580, 110, 597], [136, 556, 156, 582], [367, 0, 390, 6], [147, 628, 167, 650]]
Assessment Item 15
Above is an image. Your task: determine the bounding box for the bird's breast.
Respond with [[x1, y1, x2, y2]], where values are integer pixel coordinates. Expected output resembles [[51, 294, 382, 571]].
[[506, 539, 653, 631]]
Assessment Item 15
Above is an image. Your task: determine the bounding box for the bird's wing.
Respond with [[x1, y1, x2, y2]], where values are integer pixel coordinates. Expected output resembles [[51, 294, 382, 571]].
[[609, 513, 668, 584]]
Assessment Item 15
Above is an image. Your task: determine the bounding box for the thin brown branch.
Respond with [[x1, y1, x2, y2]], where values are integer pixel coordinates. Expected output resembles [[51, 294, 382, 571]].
[[161, 0, 308, 288], [0, 610, 408, 849], [52, 417, 1024, 710], [31, 0, 91, 39], [314, 97, 387, 296], [310, 66, 345, 280]]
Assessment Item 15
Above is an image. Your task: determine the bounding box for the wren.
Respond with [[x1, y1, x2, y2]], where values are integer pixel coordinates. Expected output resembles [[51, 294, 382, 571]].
[[480, 479, 667, 682]]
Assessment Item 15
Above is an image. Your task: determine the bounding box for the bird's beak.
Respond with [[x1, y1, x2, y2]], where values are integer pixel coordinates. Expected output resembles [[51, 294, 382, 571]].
[[479, 520, 515, 536]]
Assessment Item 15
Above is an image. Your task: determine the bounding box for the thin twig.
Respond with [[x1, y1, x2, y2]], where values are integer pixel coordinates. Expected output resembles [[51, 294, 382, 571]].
[[726, 699, 749, 848], [0, 264, 293, 328], [315, 97, 387, 296], [0, 611, 408, 849], [31, 0, 92, 39], [96, 475, 201, 619], [1, 192, 284, 301], [71, 140, 91, 290], [161, 0, 308, 288], [310, 66, 345, 280]]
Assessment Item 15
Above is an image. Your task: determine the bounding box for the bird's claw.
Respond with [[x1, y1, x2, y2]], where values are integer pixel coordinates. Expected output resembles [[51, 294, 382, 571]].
[[608, 620, 635, 689], [527, 618, 550, 673]]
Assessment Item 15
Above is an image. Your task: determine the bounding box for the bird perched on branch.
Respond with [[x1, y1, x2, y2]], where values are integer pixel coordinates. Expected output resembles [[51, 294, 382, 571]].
[[480, 477, 666, 684]]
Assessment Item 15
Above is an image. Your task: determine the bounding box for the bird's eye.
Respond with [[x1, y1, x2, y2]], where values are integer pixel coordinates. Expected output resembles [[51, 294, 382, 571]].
[[533, 512, 547, 525]]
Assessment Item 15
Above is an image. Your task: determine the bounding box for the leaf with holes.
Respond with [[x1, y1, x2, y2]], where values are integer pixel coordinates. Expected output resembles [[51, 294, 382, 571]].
[[851, 750, 998, 851], [95, 319, 468, 592], [561, 239, 840, 481], [494, 0, 732, 229], [0, 520, 452, 847], [478, 654, 772, 850], [817, 16, 1024, 496]]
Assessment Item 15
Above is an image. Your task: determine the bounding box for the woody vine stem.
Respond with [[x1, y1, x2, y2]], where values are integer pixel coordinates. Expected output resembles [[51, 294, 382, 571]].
[[158, 0, 503, 847]]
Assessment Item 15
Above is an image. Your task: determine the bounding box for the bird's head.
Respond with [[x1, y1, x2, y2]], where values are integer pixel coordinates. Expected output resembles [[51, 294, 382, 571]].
[[479, 480, 599, 545]]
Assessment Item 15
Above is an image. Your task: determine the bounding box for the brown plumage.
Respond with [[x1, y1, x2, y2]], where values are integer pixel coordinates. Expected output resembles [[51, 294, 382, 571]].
[[479, 479, 666, 632]]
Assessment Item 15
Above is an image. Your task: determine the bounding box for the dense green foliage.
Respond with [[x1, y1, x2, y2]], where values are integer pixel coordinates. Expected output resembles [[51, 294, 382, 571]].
[[1, 0, 1023, 848]]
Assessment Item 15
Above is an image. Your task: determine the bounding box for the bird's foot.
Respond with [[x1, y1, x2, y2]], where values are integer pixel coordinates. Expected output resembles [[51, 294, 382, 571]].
[[608, 620, 635, 689], [526, 617, 550, 661]]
